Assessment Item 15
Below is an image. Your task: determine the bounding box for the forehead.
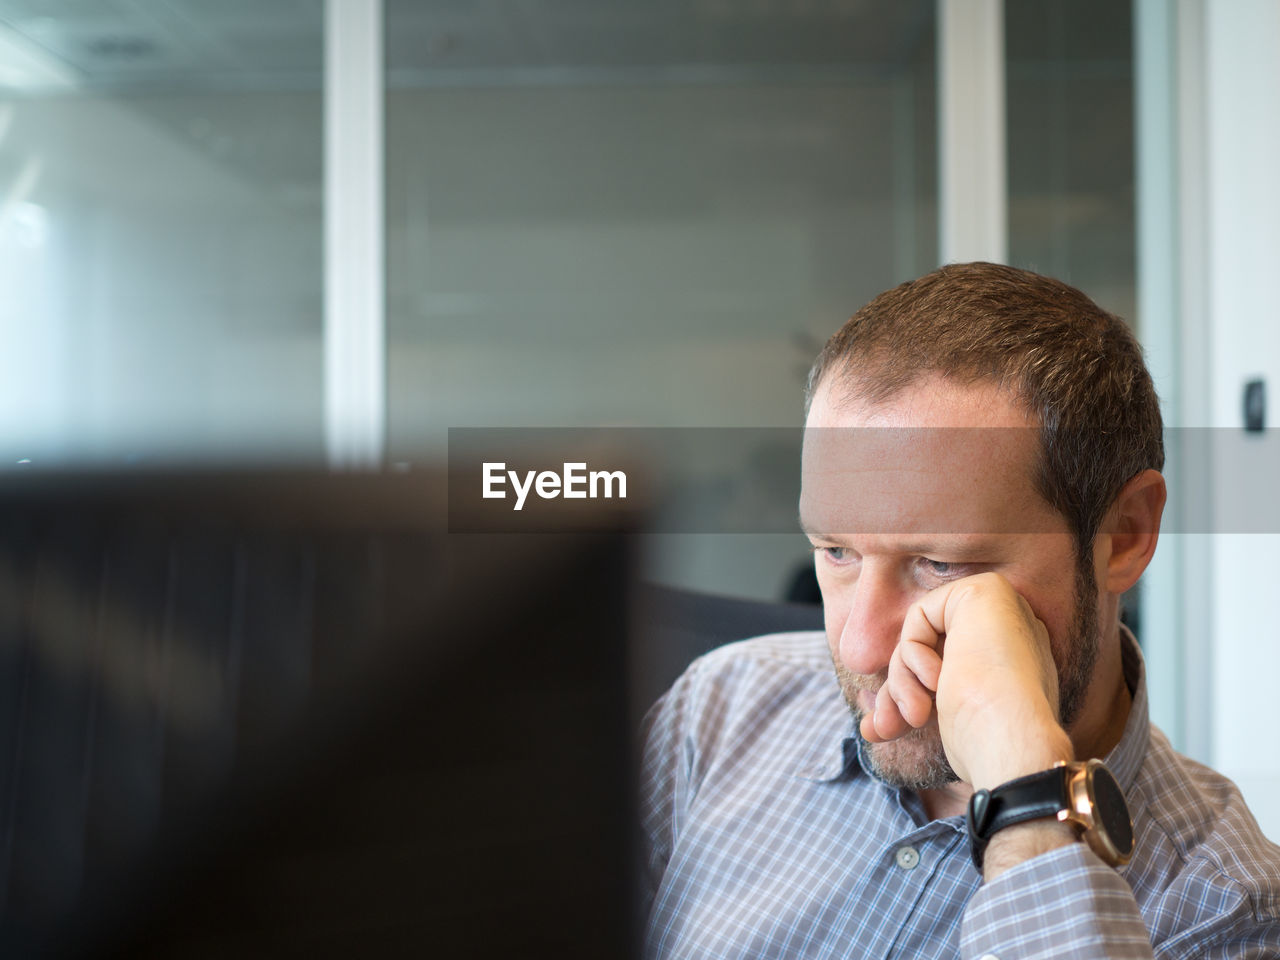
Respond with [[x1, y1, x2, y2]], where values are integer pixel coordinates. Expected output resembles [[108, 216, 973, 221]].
[[806, 372, 1034, 430], [800, 374, 1064, 537]]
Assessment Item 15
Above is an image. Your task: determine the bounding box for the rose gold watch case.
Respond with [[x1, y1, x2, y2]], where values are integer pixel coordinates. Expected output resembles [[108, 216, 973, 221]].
[[1053, 758, 1133, 867]]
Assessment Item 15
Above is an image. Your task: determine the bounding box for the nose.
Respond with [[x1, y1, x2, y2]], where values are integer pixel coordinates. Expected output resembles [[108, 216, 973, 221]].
[[833, 561, 910, 677]]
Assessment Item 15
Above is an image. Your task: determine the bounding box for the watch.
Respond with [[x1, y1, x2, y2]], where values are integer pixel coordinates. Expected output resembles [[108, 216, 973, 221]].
[[965, 759, 1133, 871]]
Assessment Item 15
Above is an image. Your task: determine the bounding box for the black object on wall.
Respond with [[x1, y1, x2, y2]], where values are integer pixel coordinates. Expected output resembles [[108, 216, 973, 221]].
[[1244, 378, 1266, 432]]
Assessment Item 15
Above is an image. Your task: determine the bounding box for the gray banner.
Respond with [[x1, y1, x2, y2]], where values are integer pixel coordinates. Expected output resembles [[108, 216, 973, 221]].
[[447, 427, 1280, 534]]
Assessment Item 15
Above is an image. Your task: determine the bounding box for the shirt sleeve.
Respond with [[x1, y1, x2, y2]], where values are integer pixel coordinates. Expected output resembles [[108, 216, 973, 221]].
[[960, 843, 1154, 960], [636, 665, 699, 916], [960, 839, 1280, 959]]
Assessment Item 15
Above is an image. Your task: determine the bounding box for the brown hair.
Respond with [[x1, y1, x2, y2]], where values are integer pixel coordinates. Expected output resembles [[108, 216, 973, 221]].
[[807, 262, 1164, 553]]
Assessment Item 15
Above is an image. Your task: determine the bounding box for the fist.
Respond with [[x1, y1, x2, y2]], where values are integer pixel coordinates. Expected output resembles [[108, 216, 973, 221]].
[[861, 572, 1074, 788]]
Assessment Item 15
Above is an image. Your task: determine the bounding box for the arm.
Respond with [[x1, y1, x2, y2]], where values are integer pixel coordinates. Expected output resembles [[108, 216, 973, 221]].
[[865, 572, 1156, 958], [961, 843, 1154, 959], [637, 679, 690, 916], [961, 839, 1280, 960]]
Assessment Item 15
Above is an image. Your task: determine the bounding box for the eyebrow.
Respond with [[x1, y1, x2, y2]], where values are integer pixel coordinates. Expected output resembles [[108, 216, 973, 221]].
[[797, 517, 998, 559]]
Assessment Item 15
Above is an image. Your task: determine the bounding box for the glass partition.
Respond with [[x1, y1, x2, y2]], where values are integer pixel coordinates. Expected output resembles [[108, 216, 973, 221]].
[[385, 0, 938, 597], [0, 5, 324, 464], [1006, 0, 1135, 320]]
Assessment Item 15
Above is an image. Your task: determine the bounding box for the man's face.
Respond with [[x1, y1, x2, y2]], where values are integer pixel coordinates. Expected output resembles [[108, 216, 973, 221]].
[[799, 374, 1102, 790]]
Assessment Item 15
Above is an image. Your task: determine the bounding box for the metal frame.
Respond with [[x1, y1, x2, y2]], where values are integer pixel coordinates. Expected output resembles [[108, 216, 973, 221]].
[[1134, 0, 1189, 752], [937, 0, 1006, 265], [324, 0, 385, 468]]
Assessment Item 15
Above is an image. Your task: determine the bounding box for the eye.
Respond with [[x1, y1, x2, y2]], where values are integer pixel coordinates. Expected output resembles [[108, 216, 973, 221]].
[[917, 558, 961, 580], [816, 545, 854, 564]]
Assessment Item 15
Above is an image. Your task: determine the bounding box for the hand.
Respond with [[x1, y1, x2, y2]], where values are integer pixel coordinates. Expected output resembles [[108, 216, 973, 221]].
[[861, 572, 1074, 790]]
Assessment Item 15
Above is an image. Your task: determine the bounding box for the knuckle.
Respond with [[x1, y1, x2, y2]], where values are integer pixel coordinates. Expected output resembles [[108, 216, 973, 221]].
[[953, 571, 1022, 612], [968, 571, 1008, 593]]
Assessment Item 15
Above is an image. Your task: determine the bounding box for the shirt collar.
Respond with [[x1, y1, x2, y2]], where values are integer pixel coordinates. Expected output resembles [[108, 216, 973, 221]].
[[795, 624, 1152, 794], [793, 692, 859, 782]]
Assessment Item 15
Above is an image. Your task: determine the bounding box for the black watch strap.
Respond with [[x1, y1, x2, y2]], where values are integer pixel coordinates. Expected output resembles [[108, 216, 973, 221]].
[[966, 766, 1073, 871]]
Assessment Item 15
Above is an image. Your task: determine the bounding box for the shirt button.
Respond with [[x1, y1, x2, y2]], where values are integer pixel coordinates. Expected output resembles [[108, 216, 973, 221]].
[[978, 955, 1000, 960], [894, 845, 920, 870]]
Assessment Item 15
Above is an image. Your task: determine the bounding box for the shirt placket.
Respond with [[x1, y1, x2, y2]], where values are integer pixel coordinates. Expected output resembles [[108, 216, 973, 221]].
[[823, 822, 972, 959]]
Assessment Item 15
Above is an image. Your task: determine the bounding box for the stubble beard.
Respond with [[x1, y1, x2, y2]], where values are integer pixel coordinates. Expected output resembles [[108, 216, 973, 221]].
[[834, 559, 1100, 791]]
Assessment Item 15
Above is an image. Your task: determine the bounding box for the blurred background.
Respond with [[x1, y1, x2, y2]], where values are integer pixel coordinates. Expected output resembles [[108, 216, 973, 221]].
[[0, 0, 1276, 839]]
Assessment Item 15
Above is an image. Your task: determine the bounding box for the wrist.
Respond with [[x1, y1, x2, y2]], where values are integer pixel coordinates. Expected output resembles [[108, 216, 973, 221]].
[[966, 758, 1135, 877], [968, 724, 1074, 791], [981, 819, 1076, 881]]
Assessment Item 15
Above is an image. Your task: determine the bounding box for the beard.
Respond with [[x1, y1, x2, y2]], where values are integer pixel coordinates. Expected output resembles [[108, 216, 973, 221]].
[[834, 558, 1100, 791], [833, 662, 960, 790]]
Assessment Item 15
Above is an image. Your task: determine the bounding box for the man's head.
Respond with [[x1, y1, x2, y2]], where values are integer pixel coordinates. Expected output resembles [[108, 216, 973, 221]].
[[800, 263, 1165, 790], [807, 262, 1163, 559]]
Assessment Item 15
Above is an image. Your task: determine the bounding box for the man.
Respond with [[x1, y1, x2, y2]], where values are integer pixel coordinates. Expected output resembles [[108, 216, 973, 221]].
[[640, 263, 1280, 958]]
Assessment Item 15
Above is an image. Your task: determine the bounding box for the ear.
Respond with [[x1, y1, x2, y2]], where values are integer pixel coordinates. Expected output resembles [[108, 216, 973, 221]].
[[1095, 469, 1166, 595]]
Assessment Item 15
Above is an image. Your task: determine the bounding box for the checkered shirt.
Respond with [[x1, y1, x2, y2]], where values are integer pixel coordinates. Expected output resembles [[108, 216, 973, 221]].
[[640, 630, 1280, 959]]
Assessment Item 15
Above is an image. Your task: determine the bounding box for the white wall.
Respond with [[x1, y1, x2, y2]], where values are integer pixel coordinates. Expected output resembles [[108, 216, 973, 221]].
[[1202, 0, 1280, 841]]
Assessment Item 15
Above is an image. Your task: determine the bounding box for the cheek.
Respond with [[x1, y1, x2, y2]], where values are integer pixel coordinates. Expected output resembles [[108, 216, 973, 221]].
[[1009, 586, 1076, 665], [817, 574, 849, 650], [821, 593, 846, 647]]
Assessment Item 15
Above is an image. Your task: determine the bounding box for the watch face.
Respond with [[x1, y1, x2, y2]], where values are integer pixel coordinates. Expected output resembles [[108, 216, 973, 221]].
[[1091, 764, 1134, 857]]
